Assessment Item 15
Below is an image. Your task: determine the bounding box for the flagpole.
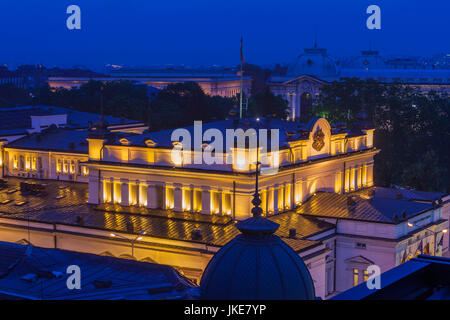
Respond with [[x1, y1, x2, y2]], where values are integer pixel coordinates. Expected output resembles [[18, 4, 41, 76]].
[[239, 36, 244, 119], [240, 60, 243, 119]]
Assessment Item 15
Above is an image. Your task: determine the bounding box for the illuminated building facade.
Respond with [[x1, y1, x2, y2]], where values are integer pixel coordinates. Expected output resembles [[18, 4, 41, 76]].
[[84, 116, 376, 220], [0, 112, 448, 298]]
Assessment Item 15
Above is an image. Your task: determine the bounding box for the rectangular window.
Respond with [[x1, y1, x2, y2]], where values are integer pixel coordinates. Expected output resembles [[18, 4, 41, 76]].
[[31, 157, 36, 170], [364, 270, 369, 282], [56, 159, 62, 173], [70, 160, 75, 174], [356, 242, 367, 249], [353, 268, 359, 287], [166, 186, 174, 209], [63, 160, 69, 173], [19, 156, 24, 170]]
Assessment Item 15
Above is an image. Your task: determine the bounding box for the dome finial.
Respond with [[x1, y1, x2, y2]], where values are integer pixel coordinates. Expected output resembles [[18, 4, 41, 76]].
[[251, 149, 262, 217]]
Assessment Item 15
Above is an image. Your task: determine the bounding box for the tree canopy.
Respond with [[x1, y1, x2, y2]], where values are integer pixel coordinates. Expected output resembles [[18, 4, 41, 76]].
[[314, 79, 450, 193]]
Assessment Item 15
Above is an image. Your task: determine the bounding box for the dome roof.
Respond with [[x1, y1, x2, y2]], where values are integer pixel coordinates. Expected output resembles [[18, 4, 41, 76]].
[[348, 50, 386, 70], [200, 216, 316, 300], [287, 47, 337, 78]]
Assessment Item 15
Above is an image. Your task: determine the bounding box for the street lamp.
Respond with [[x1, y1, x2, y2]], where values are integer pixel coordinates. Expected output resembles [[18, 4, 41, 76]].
[[407, 222, 448, 256], [110, 230, 146, 258]]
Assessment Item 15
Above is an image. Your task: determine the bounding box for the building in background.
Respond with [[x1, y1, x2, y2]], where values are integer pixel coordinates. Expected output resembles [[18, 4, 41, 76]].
[[0, 105, 147, 143], [48, 68, 252, 99], [268, 46, 450, 121]]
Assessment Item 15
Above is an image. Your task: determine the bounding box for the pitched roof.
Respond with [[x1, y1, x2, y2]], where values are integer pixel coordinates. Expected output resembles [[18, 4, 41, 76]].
[[0, 241, 195, 300], [297, 191, 434, 224], [7, 128, 90, 153]]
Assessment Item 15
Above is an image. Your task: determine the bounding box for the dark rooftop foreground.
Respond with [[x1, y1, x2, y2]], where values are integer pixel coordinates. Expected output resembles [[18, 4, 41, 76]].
[[0, 241, 196, 300], [333, 255, 450, 300]]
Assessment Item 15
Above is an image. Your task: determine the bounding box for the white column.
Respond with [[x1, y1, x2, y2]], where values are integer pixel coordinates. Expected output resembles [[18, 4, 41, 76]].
[[135, 181, 140, 206], [147, 183, 157, 209], [88, 169, 99, 204], [273, 186, 279, 214], [190, 185, 195, 213], [174, 184, 183, 212], [218, 190, 223, 215], [201, 187, 211, 215], [121, 179, 129, 206]]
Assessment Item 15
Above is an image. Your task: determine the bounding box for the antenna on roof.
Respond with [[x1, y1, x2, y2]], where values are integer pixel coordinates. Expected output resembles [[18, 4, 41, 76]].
[[314, 26, 318, 49], [251, 129, 262, 217]]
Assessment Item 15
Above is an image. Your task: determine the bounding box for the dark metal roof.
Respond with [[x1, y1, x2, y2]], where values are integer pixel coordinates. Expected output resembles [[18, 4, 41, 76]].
[[7, 128, 90, 153], [298, 190, 435, 224], [355, 186, 446, 202], [0, 241, 195, 300]]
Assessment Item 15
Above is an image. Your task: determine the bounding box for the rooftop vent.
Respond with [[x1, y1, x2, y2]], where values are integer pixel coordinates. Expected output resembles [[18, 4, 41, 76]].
[[20, 273, 37, 283], [401, 211, 407, 219], [393, 214, 399, 223], [191, 228, 202, 240], [93, 280, 112, 289], [76, 216, 84, 225], [289, 228, 296, 239], [347, 196, 356, 206]]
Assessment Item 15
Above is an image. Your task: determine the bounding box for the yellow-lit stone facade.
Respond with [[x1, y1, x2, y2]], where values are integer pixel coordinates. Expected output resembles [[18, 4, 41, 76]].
[[86, 118, 378, 220]]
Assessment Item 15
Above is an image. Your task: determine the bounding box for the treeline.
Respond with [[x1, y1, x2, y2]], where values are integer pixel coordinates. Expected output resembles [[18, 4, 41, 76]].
[[314, 78, 450, 193]]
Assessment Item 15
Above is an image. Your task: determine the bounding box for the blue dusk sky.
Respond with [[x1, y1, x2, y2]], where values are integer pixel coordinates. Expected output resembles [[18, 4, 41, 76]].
[[0, 0, 448, 69]]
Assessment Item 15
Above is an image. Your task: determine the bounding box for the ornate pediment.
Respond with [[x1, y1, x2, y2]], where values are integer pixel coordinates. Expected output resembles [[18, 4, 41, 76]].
[[312, 129, 325, 151], [345, 255, 374, 266]]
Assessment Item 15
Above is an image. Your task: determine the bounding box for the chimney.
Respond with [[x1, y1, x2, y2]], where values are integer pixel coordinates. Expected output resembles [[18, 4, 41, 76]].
[[191, 228, 202, 240], [289, 228, 296, 239]]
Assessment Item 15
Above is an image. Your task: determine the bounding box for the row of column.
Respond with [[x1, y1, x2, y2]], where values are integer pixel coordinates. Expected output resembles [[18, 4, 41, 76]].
[[99, 179, 233, 215], [343, 163, 374, 193]]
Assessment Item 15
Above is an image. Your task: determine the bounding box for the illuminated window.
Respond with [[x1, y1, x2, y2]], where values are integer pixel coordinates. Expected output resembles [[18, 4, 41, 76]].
[[13, 155, 18, 169], [31, 157, 36, 170], [25, 156, 30, 170], [363, 270, 369, 282], [70, 160, 75, 174], [166, 186, 174, 209], [353, 269, 359, 287], [82, 166, 89, 176], [56, 159, 62, 173], [63, 160, 69, 173]]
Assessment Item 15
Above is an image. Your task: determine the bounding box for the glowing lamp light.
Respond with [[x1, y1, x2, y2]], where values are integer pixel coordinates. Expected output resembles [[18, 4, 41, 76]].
[[443, 229, 448, 234], [407, 222, 414, 228]]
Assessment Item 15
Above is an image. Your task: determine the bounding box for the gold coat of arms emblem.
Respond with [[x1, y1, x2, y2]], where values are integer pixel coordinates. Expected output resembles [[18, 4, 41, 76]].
[[312, 129, 325, 151]]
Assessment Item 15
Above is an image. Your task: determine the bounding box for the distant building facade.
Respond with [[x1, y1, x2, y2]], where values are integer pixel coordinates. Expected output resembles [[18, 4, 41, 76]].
[[48, 68, 252, 98], [268, 47, 450, 121]]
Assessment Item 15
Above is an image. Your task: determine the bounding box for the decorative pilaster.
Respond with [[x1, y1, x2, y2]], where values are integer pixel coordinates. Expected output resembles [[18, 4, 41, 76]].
[[174, 184, 183, 212], [120, 179, 129, 206], [201, 187, 211, 215]]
